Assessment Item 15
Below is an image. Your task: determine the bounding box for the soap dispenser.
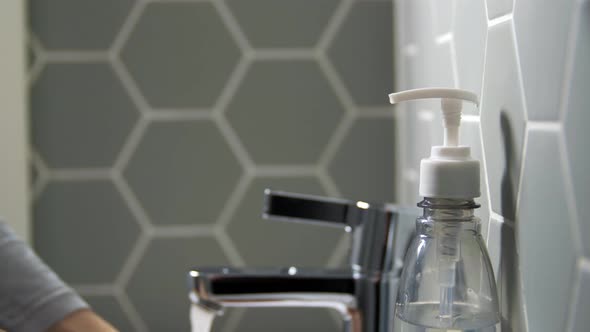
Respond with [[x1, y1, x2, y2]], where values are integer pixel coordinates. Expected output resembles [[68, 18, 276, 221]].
[[389, 88, 500, 330]]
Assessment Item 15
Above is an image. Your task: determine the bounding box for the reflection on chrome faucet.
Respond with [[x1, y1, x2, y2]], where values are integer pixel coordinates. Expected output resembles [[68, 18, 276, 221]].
[[188, 190, 417, 332]]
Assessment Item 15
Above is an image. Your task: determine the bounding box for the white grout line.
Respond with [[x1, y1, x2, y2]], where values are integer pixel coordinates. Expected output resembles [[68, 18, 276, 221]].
[[216, 174, 251, 228], [488, 13, 513, 28], [28, 33, 46, 85], [558, 0, 582, 123], [153, 225, 216, 237], [461, 114, 480, 123], [110, 1, 146, 56], [72, 284, 115, 296], [212, 0, 252, 54], [317, 168, 342, 198], [254, 165, 318, 177], [49, 168, 112, 181], [219, 308, 246, 332], [511, 20, 530, 123], [30, 148, 50, 201], [435, 32, 452, 45], [449, 37, 460, 88], [112, 173, 154, 231], [111, 58, 152, 113], [326, 234, 350, 268], [113, 116, 149, 173], [114, 232, 152, 290], [213, 115, 256, 172], [316, 54, 356, 115], [212, 56, 251, 116], [526, 121, 562, 132], [116, 291, 149, 332], [317, 111, 355, 170], [215, 228, 246, 267], [559, 130, 583, 256], [355, 106, 395, 118], [316, 0, 354, 52], [253, 48, 316, 60], [43, 51, 109, 62], [144, 109, 212, 120]]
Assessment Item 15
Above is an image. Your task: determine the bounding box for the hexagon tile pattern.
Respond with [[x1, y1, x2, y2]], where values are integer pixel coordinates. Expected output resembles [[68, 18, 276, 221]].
[[34, 180, 140, 284], [480, 21, 527, 221], [396, 0, 590, 330], [124, 120, 242, 226], [227, 0, 339, 48], [126, 237, 230, 332], [328, 117, 396, 203], [227, 176, 345, 267], [30, 0, 134, 50], [517, 129, 577, 332], [29, 1, 395, 331], [83, 295, 135, 332], [121, 2, 241, 109], [31, 63, 139, 168], [226, 60, 344, 165], [328, 1, 393, 106]]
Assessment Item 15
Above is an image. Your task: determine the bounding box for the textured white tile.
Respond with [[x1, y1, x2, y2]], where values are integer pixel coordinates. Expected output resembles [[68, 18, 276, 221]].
[[518, 129, 577, 332], [486, 0, 513, 20], [480, 21, 526, 221], [430, 0, 455, 36], [564, 0, 590, 257], [461, 120, 490, 232], [570, 260, 590, 332], [453, 0, 487, 95], [514, 0, 576, 120]]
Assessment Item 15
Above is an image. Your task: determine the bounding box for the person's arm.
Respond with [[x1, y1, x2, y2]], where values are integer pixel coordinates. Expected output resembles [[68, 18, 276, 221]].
[[47, 309, 116, 332], [0, 221, 116, 331]]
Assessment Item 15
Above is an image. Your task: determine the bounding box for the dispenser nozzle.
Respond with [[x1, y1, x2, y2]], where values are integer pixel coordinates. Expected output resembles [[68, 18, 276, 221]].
[[389, 88, 479, 148]]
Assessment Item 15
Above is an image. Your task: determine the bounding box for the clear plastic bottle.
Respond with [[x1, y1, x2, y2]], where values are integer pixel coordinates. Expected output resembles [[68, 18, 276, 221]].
[[395, 198, 500, 330]]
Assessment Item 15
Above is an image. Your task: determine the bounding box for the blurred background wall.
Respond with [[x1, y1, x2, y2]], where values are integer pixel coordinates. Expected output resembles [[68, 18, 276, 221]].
[[395, 1, 589, 331], [28, 0, 395, 331]]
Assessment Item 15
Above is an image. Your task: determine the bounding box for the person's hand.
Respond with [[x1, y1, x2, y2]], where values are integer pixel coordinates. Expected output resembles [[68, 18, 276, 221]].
[[47, 309, 117, 332]]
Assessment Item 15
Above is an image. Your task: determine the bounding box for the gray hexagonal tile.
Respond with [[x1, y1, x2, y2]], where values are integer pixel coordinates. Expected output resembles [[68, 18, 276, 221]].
[[571, 261, 590, 331], [480, 21, 526, 221], [124, 120, 242, 226], [564, 1, 590, 257], [227, 176, 344, 266], [31, 63, 139, 168], [460, 120, 490, 235], [226, 0, 339, 48], [486, 0, 513, 20], [30, 0, 134, 50], [237, 308, 341, 332], [34, 180, 140, 284], [514, 0, 575, 121], [327, 1, 393, 106], [226, 60, 344, 165], [517, 129, 577, 332], [84, 295, 135, 332], [121, 2, 240, 108], [328, 118, 395, 203], [126, 236, 229, 332], [453, 0, 487, 95]]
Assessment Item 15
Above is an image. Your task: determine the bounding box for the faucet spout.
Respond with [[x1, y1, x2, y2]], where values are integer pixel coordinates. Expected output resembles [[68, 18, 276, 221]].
[[188, 267, 363, 332]]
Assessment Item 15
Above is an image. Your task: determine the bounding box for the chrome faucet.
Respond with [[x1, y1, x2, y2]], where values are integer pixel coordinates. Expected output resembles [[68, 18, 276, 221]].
[[188, 190, 417, 332]]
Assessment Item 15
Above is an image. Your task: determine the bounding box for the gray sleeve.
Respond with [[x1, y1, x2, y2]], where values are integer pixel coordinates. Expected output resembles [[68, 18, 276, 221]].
[[0, 221, 89, 332]]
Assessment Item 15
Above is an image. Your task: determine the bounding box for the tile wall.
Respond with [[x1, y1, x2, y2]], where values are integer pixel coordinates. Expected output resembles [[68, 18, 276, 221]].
[[394, 0, 589, 331], [28, 0, 395, 331]]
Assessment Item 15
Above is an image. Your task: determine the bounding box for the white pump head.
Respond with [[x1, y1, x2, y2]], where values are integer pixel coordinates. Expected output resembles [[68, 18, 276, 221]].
[[389, 88, 481, 199]]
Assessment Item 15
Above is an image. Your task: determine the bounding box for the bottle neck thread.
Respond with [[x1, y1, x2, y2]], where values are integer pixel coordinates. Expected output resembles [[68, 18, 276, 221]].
[[418, 198, 479, 221]]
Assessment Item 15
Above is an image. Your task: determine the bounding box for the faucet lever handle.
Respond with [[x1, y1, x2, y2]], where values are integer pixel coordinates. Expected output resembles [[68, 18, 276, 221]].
[[263, 189, 363, 228]]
